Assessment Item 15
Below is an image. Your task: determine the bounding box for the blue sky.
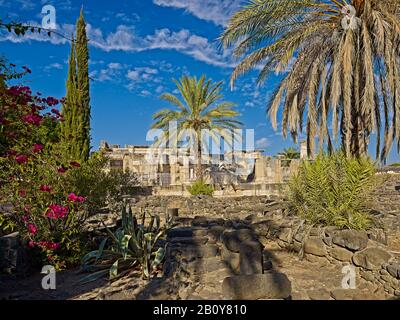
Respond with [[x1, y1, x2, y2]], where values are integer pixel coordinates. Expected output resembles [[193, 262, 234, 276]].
[[1, 0, 399, 163]]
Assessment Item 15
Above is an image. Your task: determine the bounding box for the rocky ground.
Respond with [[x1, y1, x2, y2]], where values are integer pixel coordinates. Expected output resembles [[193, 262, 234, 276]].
[[1, 174, 400, 300]]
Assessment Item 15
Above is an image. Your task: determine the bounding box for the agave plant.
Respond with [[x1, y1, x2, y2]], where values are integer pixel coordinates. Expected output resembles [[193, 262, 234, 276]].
[[80, 206, 168, 283]]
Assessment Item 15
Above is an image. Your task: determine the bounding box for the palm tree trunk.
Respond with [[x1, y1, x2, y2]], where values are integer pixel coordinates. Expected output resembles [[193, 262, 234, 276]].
[[195, 129, 203, 181]]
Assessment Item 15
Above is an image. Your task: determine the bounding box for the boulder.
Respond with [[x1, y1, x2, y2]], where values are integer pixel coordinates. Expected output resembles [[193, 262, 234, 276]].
[[307, 288, 331, 300], [251, 220, 272, 237], [330, 289, 358, 300], [207, 225, 225, 242], [278, 228, 292, 243], [222, 273, 291, 300], [239, 241, 263, 275], [329, 245, 353, 262], [332, 230, 368, 251], [353, 247, 393, 270], [386, 263, 400, 279], [303, 237, 327, 257]]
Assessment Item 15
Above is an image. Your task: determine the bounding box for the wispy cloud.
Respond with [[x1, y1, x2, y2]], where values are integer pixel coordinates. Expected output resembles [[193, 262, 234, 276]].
[[152, 0, 243, 26], [0, 24, 234, 68], [256, 137, 270, 149]]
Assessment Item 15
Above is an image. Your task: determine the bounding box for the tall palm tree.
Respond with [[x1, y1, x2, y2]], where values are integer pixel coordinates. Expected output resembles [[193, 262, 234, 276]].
[[278, 147, 301, 159], [221, 0, 400, 161], [151, 75, 242, 180]]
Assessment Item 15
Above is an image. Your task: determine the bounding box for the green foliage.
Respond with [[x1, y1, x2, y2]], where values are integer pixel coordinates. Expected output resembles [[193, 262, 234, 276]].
[[187, 180, 214, 196], [64, 152, 139, 214], [60, 9, 91, 163], [0, 63, 86, 269], [288, 152, 378, 230], [76, 9, 91, 162], [278, 147, 300, 160], [80, 206, 168, 283], [152, 75, 242, 179]]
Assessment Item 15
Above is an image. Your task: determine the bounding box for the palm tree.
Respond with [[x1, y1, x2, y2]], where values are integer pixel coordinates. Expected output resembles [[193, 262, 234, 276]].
[[278, 147, 301, 160], [151, 75, 242, 180], [221, 0, 400, 161]]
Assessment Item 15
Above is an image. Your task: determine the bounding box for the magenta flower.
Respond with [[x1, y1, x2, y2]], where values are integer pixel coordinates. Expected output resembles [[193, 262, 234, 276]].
[[33, 144, 44, 153], [47, 205, 69, 219], [19, 189, 27, 197], [15, 155, 28, 164], [40, 185, 52, 193], [67, 193, 79, 202], [28, 241, 36, 248], [70, 161, 81, 168], [58, 167, 68, 174], [23, 114, 42, 126], [28, 224, 38, 235]]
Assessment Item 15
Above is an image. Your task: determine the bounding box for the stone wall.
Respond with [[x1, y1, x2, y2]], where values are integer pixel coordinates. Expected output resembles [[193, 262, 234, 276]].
[[258, 216, 400, 297], [0, 232, 26, 275]]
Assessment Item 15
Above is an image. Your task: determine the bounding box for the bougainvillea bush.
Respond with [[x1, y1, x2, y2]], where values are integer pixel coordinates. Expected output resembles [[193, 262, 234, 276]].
[[0, 62, 88, 269]]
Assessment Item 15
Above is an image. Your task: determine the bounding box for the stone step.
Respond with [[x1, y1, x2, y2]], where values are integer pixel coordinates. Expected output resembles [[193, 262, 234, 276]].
[[181, 257, 230, 274]]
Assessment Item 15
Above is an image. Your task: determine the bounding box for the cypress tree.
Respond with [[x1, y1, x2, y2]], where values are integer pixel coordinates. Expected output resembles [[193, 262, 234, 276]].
[[61, 9, 91, 163], [76, 8, 91, 162], [61, 37, 79, 159]]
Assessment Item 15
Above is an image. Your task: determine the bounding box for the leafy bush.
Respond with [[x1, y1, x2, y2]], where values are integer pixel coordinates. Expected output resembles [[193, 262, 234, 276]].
[[187, 180, 214, 196], [288, 152, 378, 230], [0, 63, 87, 269], [80, 206, 168, 283], [64, 152, 139, 215]]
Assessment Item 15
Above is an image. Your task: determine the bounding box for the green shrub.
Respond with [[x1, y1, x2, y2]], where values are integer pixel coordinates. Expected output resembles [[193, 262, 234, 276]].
[[187, 180, 214, 196], [80, 206, 168, 283], [64, 151, 139, 215], [288, 152, 378, 230]]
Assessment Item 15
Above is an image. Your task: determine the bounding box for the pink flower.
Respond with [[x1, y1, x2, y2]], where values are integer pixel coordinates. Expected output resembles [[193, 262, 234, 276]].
[[15, 155, 28, 164], [47, 243, 60, 250], [77, 196, 86, 203], [21, 215, 30, 223], [19, 189, 27, 197], [40, 185, 52, 193], [23, 114, 42, 126], [28, 224, 38, 235], [33, 144, 44, 153], [46, 205, 69, 219], [67, 193, 79, 202], [70, 161, 81, 168], [36, 241, 60, 251], [58, 167, 67, 174], [28, 241, 36, 248]]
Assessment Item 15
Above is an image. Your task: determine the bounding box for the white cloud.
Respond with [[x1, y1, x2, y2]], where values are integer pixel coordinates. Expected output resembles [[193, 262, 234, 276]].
[[0, 23, 234, 68], [43, 62, 63, 72], [256, 137, 270, 149], [90, 62, 124, 82], [153, 0, 243, 26]]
